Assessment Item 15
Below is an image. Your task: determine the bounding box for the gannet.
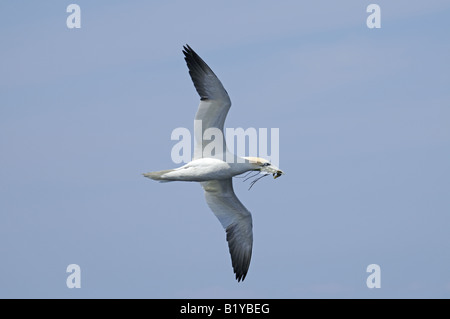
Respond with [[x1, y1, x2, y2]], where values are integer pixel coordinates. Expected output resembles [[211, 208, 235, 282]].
[[144, 45, 284, 282]]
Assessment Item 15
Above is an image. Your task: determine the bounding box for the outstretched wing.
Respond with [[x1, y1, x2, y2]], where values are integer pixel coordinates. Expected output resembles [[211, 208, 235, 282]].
[[183, 45, 231, 160], [201, 179, 253, 282]]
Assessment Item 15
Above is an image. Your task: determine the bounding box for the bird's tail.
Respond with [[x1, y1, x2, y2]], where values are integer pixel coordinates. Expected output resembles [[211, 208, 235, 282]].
[[142, 169, 175, 183]]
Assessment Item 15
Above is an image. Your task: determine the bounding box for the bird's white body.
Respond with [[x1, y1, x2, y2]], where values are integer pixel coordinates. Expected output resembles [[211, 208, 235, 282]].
[[158, 158, 254, 182]]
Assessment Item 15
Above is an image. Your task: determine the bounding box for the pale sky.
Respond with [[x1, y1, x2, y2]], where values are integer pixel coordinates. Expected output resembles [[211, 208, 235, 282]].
[[1, 1, 450, 298]]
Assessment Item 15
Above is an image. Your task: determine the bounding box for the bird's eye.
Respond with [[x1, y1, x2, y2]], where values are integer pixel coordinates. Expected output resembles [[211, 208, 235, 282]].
[[262, 163, 271, 167]]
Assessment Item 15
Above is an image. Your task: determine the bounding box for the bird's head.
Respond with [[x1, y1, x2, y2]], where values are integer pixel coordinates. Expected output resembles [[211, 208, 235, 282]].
[[243, 157, 284, 179]]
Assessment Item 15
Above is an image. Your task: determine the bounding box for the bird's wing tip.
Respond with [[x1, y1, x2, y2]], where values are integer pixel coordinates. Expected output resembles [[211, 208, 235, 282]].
[[235, 273, 247, 282], [182, 44, 194, 56]]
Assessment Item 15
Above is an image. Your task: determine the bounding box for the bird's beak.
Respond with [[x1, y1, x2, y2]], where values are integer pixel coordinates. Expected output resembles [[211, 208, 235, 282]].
[[273, 170, 283, 179], [260, 163, 284, 179]]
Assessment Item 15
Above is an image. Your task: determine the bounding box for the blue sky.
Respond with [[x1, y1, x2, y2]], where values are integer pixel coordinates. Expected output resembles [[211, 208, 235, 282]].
[[1, 1, 449, 298]]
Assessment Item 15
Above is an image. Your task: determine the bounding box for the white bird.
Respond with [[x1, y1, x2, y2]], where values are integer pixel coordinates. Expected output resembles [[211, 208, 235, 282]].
[[144, 45, 284, 282]]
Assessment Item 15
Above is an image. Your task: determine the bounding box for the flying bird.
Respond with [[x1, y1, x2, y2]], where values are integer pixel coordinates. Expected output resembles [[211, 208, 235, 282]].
[[144, 45, 284, 282]]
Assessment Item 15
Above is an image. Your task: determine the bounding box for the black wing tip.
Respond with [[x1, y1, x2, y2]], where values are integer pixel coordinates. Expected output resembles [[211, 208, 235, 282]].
[[182, 44, 218, 100], [182, 44, 210, 72], [181, 43, 230, 103], [235, 272, 248, 282], [182, 44, 197, 67], [226, 223, 252, 283], [234, 265, 249, 282], [182, 44, 196, 59]]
